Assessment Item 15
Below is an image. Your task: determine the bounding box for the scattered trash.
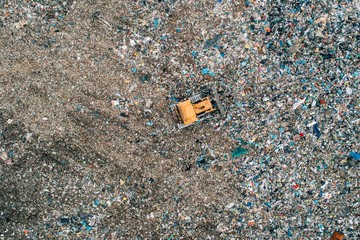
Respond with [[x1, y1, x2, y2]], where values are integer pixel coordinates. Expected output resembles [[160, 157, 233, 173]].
[[287, 227, 293, 237], [313, 123, 321, 139], [14, 20, 27, 29], [345, 87, 352, 95], [1, 151, 8, 161], [319, 99, 326, 105], [231, 147, 248, 159], [146, 121, 154, 126], [330, 231, 345, 240], [349, 152, 360, 160], [196, 155, 210, 170], [0, 0, 359, 239], [7, 150, 14, 158], [248, 220, 255, 227]]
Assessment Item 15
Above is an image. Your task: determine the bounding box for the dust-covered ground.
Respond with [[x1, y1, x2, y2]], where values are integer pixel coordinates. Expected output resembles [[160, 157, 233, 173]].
[[0, 0, 359, 239]]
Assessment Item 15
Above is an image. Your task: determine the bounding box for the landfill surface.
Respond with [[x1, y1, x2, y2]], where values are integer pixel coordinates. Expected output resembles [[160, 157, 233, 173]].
[[0, 0, 359, 239]]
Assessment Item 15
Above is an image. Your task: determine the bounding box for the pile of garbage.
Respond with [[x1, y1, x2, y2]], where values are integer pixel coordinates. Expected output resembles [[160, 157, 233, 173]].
[[0, 0, 359, 239]]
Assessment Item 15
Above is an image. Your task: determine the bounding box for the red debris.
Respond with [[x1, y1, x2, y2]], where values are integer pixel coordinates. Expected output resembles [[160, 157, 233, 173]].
[[319, 99, 326, 104]]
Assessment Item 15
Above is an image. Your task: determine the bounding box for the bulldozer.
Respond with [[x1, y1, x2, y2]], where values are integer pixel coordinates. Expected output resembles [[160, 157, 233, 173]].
[[171, 85, 226, 129]]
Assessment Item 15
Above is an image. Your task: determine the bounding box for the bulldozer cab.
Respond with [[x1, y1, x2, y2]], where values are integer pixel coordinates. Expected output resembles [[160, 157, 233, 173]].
[[177, 100, 198, 125]]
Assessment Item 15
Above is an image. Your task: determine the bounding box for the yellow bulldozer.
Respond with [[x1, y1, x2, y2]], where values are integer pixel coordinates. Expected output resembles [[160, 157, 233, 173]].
[[171, 85, 226, 129]]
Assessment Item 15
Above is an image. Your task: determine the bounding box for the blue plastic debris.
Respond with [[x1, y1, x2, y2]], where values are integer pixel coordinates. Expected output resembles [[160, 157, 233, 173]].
[[146, 121, 154, 126], [140, 75, 150, 82], [8, 150, 14, 158], [264, 202, 271, 208], [196, 155, 210, 170], [349, 152, 360, 160], [60, 217, 70, 224], [170, 96, 179, 103], [313, 123, 321, 138], [201, 68, 210, 75], [246, 202, 253, 208], [154, 18, 159, 28], [205, 34, 222, 48], [131, 68, 137, 73], [75, 103, 86, 112], [231, 147, 248, 159], [287, 227, 293, 237], [201, 68, 216, 76]]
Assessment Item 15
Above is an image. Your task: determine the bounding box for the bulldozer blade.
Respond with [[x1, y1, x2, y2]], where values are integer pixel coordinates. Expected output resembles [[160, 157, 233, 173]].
[[212, 85, 226, 117]]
